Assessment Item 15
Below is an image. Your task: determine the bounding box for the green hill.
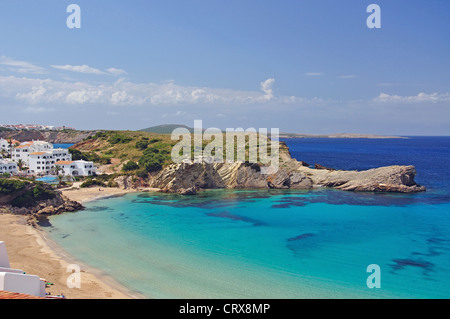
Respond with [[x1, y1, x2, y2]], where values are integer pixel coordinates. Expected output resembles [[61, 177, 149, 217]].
[[139, 124, 194, 134]]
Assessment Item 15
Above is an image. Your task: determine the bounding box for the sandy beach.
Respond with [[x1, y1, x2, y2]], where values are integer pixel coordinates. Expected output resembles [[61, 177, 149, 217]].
[[60, 182, 159, 204], [0, 185, 159, 299]]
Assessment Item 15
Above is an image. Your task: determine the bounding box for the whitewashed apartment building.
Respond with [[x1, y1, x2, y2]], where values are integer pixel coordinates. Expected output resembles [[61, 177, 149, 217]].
[[13, 140, 53, 165], [55, 160, 96, 176], [0, 138, 20, 158], [0, 139, 96, 177], [28, 148, 73, 175], [0, 160, 18, 175]]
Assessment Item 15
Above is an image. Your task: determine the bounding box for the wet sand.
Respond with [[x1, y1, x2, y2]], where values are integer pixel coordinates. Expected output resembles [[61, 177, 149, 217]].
[[60, 183, 159, 204]]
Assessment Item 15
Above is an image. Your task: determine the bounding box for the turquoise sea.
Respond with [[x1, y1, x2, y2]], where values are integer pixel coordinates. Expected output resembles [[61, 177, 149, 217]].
[[47, 137, 450, 298]]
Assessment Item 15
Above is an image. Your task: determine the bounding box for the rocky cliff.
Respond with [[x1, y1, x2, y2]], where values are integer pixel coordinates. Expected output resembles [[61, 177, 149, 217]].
[[135, 139, 426, 194], [113, 156, 425, 195], [138, 161, 425, 194], [0, 180, 84, 224]]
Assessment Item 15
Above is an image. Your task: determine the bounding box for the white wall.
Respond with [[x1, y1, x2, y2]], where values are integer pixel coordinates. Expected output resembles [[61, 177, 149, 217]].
[[57, 160, 96, 176], [0, 241, 10, 268], [0, 161, 18, 175], [0, 272, 46, 297], [0, 266, 25, 274], [0, 241, 46, 297]]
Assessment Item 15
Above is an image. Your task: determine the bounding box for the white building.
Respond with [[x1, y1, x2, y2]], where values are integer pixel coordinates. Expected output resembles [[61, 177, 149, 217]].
[[13, 142, 33, 164], [50, 148, 72, 163], [55, 160, 96, 176], [0, 138, 20, 158], [0, 160, 18, 175], [0, 241, 47, 298], [13, 140, 53, 165], [28, 148, 72, 175]]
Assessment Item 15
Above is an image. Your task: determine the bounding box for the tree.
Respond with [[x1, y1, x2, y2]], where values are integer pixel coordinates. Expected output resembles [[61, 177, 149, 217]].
[[56, 174, 65, 188], [122, 161, 139, 172], [54, 165, 63, 175], [135, 139, 149, 150], [17, 159, 24, 171], [143, 159, 162, 173], [68, 149, 85, 161], [7, 138, 13, 160]]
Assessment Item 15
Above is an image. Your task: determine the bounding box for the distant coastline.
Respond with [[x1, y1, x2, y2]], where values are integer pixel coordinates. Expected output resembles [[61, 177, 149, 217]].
[[279, 132, 407, 139], [0, 124, 407, 144]]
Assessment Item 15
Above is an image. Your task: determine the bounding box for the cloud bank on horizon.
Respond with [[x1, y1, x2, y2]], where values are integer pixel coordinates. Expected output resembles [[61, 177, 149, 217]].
[[2, 57, 448, 108], [0, 55, 449, 135]]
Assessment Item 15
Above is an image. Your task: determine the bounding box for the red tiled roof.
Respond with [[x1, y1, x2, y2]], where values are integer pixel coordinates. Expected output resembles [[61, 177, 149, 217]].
[[0, 290, 45, 299], [55, 161, 74, 165], [15, 143, 33, 149]]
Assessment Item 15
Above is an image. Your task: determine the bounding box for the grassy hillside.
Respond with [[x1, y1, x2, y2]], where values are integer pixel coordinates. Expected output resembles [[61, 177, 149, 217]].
[[70, 130, 287, 177], [139, 124, 194, 134], [71, 131, 176, 176]]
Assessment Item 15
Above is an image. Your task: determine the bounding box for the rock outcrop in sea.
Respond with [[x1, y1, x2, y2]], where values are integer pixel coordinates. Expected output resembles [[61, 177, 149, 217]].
[[113, 142, 426, 194], [140, 162, 425, 194]]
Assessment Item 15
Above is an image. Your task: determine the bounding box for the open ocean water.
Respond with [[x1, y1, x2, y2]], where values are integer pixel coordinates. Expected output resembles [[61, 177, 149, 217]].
[[47, 137, 450, 298]]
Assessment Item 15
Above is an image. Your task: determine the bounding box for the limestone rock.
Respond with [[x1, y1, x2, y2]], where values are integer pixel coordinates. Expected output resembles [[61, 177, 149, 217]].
[[146, 161, 425, 194], [314, 163, 336, 171]]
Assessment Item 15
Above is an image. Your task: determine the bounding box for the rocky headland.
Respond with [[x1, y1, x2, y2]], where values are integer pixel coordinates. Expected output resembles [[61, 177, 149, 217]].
[[0, 179, 84, 224], [113, 143, 426, 195], [136, 162, 425, 195]]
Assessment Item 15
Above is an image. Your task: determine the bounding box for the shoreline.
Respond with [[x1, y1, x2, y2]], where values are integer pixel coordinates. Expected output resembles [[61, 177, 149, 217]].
[[0, 213, 139, 299], [60, 183, 160, 204], [0, 186, 160, 299]]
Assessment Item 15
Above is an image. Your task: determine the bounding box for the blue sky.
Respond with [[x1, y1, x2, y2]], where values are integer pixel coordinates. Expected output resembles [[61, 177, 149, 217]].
[[0, 0, 449, 135]]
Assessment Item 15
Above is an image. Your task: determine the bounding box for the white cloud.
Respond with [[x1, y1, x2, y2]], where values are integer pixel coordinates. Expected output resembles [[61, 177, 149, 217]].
[[66, 89, 106, 104], [106, 68, 127, 76], [51, 64, 127, 76], [0, 75, 328, 108], [260, 78, 275, 101], [0, 56, 46, 74], [51, 64, 106, 75], [374, 92, 450, 104]]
